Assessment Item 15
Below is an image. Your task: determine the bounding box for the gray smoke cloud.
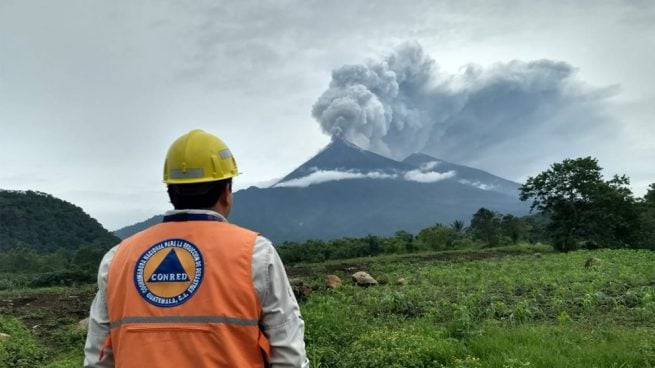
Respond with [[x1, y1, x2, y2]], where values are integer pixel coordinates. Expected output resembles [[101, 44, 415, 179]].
[[312, 42, 616, 167]]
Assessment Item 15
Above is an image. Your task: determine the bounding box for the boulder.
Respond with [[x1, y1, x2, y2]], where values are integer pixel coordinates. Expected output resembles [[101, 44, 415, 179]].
[[396, 277, 407, 286], [325, 275, 342, 289], [352, 271, 378, 287], [585, 257, 602, 268], [289, 278, 313, 302]]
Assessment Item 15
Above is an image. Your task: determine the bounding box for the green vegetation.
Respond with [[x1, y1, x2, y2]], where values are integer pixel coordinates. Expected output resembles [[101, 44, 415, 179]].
[[297, 247, 655, 367], [0, 314, 48, 367], [276, 217, 542, 266], [0, 286, 91, 368], [0, 190, 118, 290], [1, 246, 654, 367]]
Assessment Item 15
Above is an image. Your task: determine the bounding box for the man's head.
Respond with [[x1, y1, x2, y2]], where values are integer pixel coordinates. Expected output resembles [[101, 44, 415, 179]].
[[163, 129, 238, 217]]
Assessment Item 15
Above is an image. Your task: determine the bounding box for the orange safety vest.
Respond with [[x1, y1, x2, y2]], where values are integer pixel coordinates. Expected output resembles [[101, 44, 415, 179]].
[[105, 212, 271, 367]]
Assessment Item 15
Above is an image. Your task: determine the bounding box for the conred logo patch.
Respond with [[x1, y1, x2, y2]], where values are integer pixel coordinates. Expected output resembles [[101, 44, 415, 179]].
[[134, 238, 204, 307]]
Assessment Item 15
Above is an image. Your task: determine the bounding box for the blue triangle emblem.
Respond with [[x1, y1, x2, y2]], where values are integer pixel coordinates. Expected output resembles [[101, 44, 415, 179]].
[[148, 249, 190, 283]]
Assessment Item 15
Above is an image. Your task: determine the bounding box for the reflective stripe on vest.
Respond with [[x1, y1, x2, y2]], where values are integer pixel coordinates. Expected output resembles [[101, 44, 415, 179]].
[[109, 315, 259, 329], [106, 215, 270, 368]]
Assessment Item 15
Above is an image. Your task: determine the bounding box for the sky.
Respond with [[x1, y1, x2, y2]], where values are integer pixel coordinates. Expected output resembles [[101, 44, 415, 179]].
[[1, 0, 653, 231]]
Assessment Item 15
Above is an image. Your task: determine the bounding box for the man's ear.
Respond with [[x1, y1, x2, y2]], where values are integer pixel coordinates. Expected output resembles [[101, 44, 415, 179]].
[[219, 181, 232, 205]]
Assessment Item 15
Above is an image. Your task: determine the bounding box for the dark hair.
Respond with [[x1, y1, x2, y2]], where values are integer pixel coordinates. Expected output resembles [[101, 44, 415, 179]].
[[167, 178, 232, 210]]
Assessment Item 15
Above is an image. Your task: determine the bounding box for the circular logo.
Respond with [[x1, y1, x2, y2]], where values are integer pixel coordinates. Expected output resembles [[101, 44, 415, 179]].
[[133, 238, 204, 307]]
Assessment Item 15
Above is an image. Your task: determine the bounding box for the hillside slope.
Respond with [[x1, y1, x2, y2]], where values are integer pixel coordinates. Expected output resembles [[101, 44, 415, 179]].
[[0, 190, 119, 252], [231, 178, 526, 242]]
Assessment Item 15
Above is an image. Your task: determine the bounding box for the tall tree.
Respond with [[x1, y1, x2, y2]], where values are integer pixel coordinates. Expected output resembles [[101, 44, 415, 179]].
[[644, 183, 655, 205], [636, 183, 655, 249], [417, 224, 459, 250], [500, 214, 531, 244], [450, 220, 466, 234], [469, 208, 503, 247], [519, 157, 638, 251]]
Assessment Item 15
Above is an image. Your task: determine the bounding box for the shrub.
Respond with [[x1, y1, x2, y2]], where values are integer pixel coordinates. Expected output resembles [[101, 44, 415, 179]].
[[28, 270, 95, 288], [417, 225, 461, 250]]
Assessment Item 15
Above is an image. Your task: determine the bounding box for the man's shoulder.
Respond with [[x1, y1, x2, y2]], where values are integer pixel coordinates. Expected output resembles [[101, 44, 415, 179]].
[[228, 225, 276, 248], [221, 221, 262, 239]]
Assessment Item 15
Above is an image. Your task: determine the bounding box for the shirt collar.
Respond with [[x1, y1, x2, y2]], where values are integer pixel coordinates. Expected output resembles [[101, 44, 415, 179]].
[[163, 209, 228, 223]]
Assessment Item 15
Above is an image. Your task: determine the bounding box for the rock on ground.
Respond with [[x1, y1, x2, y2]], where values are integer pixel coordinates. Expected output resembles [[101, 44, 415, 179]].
[[78, 317, 89, 330], [585, 257, 602, 268], [289, 278, 313, 302], [325, 275, 342, 289], [352, 271, 378, 287]]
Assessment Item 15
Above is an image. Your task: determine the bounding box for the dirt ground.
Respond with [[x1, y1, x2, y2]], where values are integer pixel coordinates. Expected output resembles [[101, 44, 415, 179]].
[[286, 249, 529, 278], [0, 288, 96, 332]]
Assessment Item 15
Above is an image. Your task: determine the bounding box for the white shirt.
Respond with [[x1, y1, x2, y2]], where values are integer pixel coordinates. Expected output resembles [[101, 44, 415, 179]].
[[84, 210, 310, 368]]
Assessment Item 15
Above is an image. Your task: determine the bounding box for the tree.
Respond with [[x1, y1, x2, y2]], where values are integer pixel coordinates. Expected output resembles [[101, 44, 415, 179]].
[[522, 214, 550, 244], [417, 224, 459, 250], [519, 157, 638, 251], [450, 220, 466, 233], [392, 230, 415, 253], [71, 244, 109, 272], [364, 235, 382, 256], [500, 214, 531, 244], [636, 183, 655, 249], [644, 183, 655, 204], [469, 208, 503, 247]]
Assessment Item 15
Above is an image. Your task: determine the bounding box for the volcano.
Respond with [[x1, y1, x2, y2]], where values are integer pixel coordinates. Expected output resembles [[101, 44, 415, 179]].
[[115, 137, 528, 242]]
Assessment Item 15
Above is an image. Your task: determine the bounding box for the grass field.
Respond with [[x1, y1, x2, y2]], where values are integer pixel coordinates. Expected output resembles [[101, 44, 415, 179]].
[[1, 245, 654, 367]]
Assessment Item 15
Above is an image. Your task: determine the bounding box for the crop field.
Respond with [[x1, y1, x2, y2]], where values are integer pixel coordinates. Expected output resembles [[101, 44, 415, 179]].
[[1, 245, 654, 367]]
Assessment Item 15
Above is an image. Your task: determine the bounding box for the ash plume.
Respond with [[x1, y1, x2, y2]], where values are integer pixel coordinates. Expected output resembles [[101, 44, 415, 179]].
[[312, 42, 616, 169]]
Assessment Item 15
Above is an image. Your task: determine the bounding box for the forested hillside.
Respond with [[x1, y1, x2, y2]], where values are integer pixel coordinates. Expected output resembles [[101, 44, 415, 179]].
[[0, 190, 118, 252]]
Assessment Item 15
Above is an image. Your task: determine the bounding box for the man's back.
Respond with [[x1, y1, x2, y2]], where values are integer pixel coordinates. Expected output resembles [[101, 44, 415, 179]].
[[106, 215, 268, 367]]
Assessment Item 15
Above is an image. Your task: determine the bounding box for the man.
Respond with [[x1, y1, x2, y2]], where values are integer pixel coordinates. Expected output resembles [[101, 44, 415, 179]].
[[84, 129, 310, 367]]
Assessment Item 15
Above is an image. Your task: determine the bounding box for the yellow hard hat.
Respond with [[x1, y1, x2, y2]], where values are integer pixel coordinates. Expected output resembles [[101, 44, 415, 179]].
[[163, 129, 238, 184]]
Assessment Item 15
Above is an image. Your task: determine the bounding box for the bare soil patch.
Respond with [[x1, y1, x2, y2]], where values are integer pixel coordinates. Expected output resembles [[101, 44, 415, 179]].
[[0, 289, 95, 337], [286, 249, 530, 278]]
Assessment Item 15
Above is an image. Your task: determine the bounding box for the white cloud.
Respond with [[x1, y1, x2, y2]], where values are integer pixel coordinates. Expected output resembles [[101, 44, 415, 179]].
[[404, 170, 455, 183], [274, 170, 397, 188], [234, 177, 281, 190], [459, 179, 494, 191]]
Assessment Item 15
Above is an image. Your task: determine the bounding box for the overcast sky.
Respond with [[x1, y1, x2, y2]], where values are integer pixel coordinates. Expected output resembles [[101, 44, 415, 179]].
[[1, 0, 653, 231]]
